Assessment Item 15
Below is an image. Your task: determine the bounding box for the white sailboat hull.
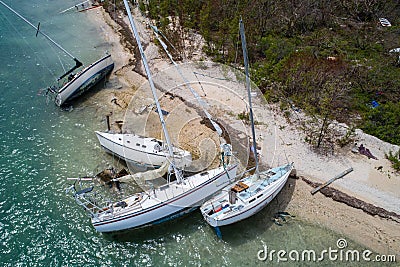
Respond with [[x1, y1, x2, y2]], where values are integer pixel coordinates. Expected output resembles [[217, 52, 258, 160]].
[[55, 54, 114, 106], [200, 163, 293, 227], [95, 131, 192, 169], [92, 164, 238, 232]]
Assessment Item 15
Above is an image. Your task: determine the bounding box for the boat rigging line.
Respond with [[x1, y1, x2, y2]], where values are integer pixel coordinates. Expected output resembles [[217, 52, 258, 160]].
[[240, 18, 259, 178], [0, 0, 83, 80], [0, 5, 59, 82], [192, 71, 230, 81], [123, 0, 183, 183], [150, 25, 223, 137], [192, 71, 207, 96]]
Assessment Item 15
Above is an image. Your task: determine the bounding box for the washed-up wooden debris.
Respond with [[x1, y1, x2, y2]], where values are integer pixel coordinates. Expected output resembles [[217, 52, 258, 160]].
[[311, 167, 353, 195], [96, 168, 129, 191], [302, 176, 400, 223]]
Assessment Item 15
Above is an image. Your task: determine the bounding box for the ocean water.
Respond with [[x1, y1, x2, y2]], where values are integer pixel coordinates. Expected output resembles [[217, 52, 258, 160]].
[[0, 1, 393, 266]]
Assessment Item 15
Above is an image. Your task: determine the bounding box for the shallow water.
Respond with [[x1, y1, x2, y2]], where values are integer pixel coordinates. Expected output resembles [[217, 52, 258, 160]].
[[0, 1, 395, 266]]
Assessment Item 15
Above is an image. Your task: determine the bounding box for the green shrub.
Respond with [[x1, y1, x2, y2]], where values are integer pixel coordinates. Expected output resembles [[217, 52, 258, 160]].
[[385, 149, 400, 171], [361, 102, 400, 145]]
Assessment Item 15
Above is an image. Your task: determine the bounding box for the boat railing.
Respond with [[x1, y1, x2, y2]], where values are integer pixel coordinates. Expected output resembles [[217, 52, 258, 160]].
[[75, 191, 152, 219], [186, 175, 195, 189], [70, 187, 114, 219]]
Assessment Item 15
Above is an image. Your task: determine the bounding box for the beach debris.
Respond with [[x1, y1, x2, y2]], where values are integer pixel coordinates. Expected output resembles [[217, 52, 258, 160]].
[[358, 144, 378, 160], [137, 105, 148, 114], [288, 99, 301, 112], [111, 97, 122, 108], [310, 167, 353, 195], [135, 103, 155, 114], [289, 168, 297, 178], [96, 168, 128, 191], [379, 18, 391, 27], [272, 218, 283, 226], [351, 143, 359, 153], [106, 114, 111, 131], [303, 176, 400, 223], [154, 108, 169, 116], [371, 100, 379, 108], [272, 211, 295, 226], [63, 105, 74, 112], [389, 48, 400, 64]]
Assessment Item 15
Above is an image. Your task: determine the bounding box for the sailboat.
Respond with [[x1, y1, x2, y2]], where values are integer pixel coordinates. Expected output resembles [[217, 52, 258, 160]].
[[95, 131, 192, 169], [200, 19, 294, 233], [0, 1, 114, 106], [59, 0, 102, 14], [67, 0, 238, 233]]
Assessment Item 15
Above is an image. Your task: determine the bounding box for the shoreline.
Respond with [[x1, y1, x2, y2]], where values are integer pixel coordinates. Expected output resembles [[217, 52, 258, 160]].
[[84, 5, 399, 256]]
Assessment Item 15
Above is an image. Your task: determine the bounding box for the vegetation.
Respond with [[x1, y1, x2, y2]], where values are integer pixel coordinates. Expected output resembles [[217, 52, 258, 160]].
[[237, 111, 261, 125], [110, 0, 400, 147], [237, 111, 250, 122], [385, 149, 400, 171]]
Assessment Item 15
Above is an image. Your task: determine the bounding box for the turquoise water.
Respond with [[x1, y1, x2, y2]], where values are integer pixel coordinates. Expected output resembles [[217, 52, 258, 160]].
[[0, 1, 394, 266]]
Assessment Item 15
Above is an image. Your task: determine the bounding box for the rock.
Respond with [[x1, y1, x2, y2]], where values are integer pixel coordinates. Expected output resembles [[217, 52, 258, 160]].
[[289, 168, 298, 179]]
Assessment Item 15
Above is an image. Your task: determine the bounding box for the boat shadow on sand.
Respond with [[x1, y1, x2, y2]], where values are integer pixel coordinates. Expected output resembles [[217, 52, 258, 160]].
[[101, 176, 297, 243]]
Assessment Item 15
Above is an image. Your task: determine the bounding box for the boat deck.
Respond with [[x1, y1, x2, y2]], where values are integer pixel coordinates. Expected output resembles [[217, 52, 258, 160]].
[[236, 166, 287, 201], [96, 166, 233, 219], [201, 164, 292, 219]]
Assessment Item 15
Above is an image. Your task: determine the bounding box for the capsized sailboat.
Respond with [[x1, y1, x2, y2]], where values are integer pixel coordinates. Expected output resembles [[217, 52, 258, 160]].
[[0, 1, 114, 106], [67, 0, 238, 233], [50, 54, 114, 106], [200, 19, 294, 232]]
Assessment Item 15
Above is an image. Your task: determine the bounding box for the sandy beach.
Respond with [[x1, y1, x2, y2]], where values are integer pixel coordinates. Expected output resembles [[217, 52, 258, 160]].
[[83, 5, 399, 256]]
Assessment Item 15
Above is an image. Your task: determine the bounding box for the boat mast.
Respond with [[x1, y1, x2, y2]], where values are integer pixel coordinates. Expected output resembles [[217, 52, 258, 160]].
[[0, 0, 83, 79], [150, 25, 223, 136], [239, 18, 259, 177], [123, 0, 182, 182]]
